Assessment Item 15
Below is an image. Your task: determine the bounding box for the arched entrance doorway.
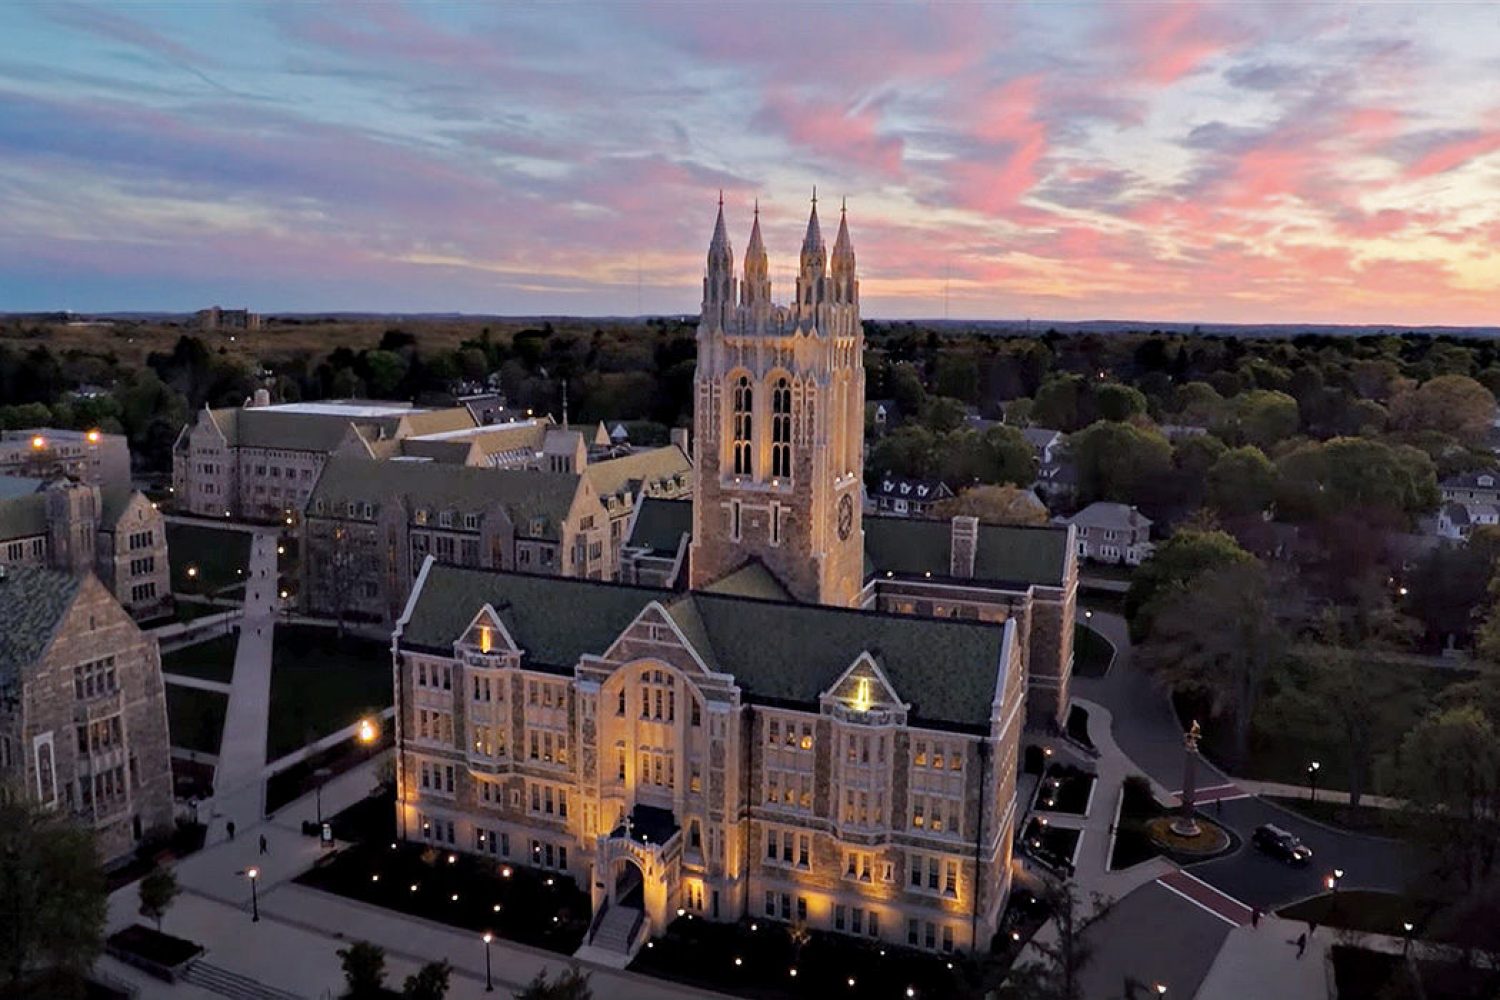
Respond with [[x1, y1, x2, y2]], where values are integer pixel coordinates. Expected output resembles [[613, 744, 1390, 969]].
[[613, 857, 645, 910]]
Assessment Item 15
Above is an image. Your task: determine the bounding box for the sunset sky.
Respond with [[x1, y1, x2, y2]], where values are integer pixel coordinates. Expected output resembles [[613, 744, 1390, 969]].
[[2, 2, 1499, 324]]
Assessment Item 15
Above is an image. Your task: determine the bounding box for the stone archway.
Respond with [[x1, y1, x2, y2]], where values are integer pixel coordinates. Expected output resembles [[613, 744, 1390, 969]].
[[613, 856, 646, 909]]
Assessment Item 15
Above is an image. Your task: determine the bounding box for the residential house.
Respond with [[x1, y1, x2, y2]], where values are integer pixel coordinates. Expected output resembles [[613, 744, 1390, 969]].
[[1062, 502, 1154, 565]]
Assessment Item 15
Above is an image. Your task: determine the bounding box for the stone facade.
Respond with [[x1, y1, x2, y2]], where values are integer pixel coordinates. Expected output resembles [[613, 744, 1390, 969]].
[[689, 197, 866, 607], [0, 480, 172, 622], [301, 457, 613, 625], [172, 398, 476, 522], [394, 568, 1023, 954], [0, 567, 174, 865], [0, 428, 131, 490]]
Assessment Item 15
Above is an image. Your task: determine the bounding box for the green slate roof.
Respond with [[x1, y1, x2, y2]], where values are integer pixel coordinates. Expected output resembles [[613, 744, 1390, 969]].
[[626, 497, 692, 557], [0, 565, 82, 687], [702, 561, 791, 602], [0, 492, 48, 542], [308, 455, 586, 541], [0, 476, 44, 501], [863, 514, 1072, 588], [400, 563, 1008, 730]]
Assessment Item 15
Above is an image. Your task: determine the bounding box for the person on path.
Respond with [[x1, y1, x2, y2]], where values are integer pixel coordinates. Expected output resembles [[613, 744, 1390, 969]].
[[1308, 920, 1318, 938], [1251, 907, 1261, 928], [227, 819, 236, 841], [1294, 932, 1307, 958], [259, 834, 268, 855]]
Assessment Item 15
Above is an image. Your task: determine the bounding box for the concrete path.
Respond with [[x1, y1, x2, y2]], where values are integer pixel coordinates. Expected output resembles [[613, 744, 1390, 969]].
[[206, 527, 281, 844], [1195, 915, 1332, 1000], [102, 755, 734, 1000]]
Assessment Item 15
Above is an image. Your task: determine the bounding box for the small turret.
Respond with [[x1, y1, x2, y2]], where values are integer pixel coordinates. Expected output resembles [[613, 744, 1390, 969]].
[[831, 198, 857, 305], [702, 192, 736, 330], [742, 200, 771, 309], [795, 188, 826, 310]]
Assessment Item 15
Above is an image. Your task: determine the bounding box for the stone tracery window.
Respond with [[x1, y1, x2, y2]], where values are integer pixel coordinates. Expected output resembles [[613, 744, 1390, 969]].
[[771, 377, 792, 479], [732, 375, 753, 475]]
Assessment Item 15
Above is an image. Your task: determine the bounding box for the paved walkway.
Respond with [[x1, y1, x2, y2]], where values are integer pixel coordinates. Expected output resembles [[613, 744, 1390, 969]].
[[101, 756, 732, 1000], [206, 527, 280, 844], [1195, 915, 1332, 1000]]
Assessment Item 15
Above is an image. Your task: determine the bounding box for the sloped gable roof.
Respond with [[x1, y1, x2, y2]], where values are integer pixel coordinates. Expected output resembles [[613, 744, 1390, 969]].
[[399, 564, 1009, 729], [0, 565, 83, 687], [308, 455, 585, 540], [864, 514, 1071, 588], [626, 497, 692, 557]]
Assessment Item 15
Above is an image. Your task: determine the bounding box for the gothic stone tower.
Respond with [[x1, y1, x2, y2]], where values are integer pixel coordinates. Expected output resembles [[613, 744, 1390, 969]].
[[689, 192, 865, 607]]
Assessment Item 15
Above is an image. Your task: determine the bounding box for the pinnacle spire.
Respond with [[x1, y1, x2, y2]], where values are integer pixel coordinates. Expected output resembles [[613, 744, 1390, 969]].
[[832, 196, 854, 265], [747, 201, 766, 256], [801, 186, 824, 258]]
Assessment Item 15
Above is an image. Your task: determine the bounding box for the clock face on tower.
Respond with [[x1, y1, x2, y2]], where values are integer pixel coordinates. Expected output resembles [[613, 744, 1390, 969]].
[[837, 493, 854, 540]]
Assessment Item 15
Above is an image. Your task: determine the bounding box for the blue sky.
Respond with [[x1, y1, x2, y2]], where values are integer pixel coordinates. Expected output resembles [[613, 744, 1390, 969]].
[[2, 2, 1499, 323]]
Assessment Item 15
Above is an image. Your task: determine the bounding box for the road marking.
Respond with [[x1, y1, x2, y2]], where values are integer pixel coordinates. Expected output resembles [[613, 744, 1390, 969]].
[[1169, 782, 1247, 804], [1156, 869, 1254, 928]]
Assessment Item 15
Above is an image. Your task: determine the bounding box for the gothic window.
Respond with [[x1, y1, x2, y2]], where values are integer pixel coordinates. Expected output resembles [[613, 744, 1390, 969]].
[[732, 375, 753, 475], [771, 377, 792, 479]]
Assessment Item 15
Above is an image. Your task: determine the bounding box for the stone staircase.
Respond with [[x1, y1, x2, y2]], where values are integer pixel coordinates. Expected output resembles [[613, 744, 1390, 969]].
[[591, 903, 642, 954], [181, 961, 306, 1000]]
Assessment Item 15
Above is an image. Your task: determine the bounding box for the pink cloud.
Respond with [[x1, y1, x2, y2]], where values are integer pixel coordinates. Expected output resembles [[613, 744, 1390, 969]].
[[756, 91, 904, 178], [942, 75, 1049, 216], [1120, 3, 1240, 85], [1407, 129, 1500, 178]]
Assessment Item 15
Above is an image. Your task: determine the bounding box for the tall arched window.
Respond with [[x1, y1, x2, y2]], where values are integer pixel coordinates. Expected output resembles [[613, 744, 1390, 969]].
[[771, 377, 792, 479], [732, 375, 753, 475]]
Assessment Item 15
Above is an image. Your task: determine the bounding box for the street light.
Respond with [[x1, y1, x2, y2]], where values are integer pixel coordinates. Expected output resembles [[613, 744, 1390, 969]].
[[1403, 921, 1414, 957], [243, 867, 261, 922], [482, 932, 494, 992], [314, 767, 334, 825], [358, 718, 379, 744], [1306, 761, 1321, 803]]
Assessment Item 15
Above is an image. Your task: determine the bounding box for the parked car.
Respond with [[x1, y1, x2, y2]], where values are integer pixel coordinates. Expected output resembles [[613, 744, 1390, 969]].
[[1252, 824, 1313, 866]]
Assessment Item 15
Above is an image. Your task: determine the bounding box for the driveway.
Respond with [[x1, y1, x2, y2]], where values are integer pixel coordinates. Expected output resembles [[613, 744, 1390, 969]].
[[1072, 608, 1430, 911]]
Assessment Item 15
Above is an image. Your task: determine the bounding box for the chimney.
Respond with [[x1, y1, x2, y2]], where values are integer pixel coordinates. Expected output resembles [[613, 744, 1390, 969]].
[[950, 516, 978, 579], [670, 427, 691, 459]]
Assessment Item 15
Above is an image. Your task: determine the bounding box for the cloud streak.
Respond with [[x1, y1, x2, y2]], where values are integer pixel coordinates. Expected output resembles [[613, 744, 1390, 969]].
[[0, 1, 1495, 324]]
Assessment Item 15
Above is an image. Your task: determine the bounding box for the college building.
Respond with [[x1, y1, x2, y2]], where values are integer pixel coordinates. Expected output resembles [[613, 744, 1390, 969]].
[[391, 194, 1077, 958], [0, 565, 175, 864], [171, 395, 478, 522], [0, 477, 172, 622]]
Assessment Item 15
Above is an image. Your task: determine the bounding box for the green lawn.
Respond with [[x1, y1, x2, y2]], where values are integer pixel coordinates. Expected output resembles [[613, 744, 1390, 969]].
[[160, 634, 237, 684], [1267, 796, 1415, 839], [167, 523, 253, 594], [1073, 622, 1115, 678], [1181, 651, 1471, 796], [164, 684, 227, 755], [1280, 891, 1432, 938], [267, 625, 392, 761]]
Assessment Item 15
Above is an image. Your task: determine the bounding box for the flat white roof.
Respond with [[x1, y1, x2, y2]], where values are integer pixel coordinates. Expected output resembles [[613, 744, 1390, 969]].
[[407, 419, 543, 442], [257, 401, 423, 418]]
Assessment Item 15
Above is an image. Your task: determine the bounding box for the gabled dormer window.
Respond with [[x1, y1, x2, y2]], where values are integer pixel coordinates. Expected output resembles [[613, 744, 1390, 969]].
[[439, 511, 453, 528]]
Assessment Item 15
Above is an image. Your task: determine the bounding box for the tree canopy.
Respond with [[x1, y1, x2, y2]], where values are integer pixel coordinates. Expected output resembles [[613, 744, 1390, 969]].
[[1124, 528, 1255, 642], [0, 798, 107, 991], [931, 485, 1049, 525]]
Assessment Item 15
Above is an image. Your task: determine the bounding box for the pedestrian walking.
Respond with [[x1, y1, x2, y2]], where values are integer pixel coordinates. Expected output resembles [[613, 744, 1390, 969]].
[[1251, 907, 1261, 928], [1295, 932, 1307, 958], [227, 819, 236, 841], [1215, 795, 1222, 816], [259, 834, 268, 855], [1308, 920, 1318, 937]]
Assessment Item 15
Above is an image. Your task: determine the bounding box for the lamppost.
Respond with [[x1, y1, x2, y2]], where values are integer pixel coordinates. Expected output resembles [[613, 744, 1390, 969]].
[[1123, 977, 1168, 998], [482, 932, 494, 992], [1171, 720, 1203, 837], [1306, 761, 1321, 803], [314, 767, 333, 826], [1402, 921, 1414, 957], [242, 867, 260, 922]]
